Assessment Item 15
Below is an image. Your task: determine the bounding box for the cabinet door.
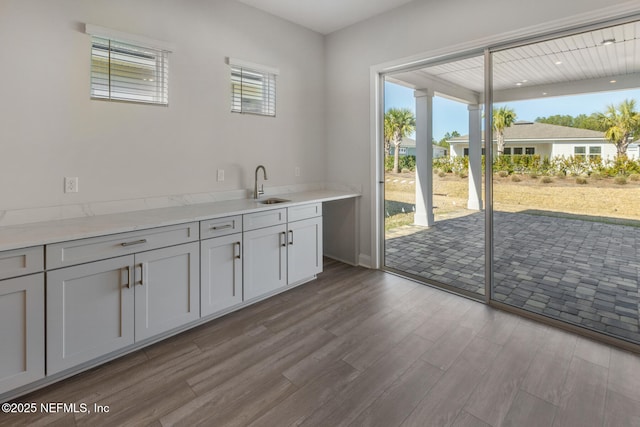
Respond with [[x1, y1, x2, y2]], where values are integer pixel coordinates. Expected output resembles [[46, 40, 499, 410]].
[[0, 273, 44, 394], [243, 224, 287, 300], [201, 234, 242, 317], [134, 242, 199, 341], [47, 256, 134, 375], [288, 216, 323, 285]]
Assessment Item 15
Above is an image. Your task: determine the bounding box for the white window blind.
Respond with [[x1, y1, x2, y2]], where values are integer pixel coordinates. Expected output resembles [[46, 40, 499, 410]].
[[90, 36, 169, 105], [230, 60, 277, 117]]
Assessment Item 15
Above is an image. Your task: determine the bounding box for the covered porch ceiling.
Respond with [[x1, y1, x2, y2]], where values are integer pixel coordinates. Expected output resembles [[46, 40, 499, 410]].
[[388, 20, 640, 104]]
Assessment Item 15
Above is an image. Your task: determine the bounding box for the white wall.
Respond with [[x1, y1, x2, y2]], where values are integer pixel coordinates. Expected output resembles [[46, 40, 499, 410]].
[[0, 0, 325, 211], [552, 142, 619, 160], [324, 0, 639, 266]]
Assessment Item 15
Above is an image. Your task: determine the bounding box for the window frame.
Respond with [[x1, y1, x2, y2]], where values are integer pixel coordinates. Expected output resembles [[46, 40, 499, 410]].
[[229, 58, 279, 117], [90, 37, 169, 105], [574, 146, 587, 160]]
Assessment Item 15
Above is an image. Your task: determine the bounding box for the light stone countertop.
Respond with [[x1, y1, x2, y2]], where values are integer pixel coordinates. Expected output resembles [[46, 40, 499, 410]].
[[0, 190, 359, 252]]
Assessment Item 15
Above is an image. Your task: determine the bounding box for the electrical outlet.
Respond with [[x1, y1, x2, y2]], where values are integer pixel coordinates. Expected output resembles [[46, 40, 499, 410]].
[[64, 177, 79, 193], [295, 166, 300, 177], [217, 169, 225, 182]]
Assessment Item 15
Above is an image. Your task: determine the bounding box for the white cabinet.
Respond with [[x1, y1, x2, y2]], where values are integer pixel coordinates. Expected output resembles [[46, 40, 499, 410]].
[[201, 233, 243, 317], [200, 215, 243, 316], [134, 242, 199, 341], [46, 223, 199, 375], [243, 203, 323, 301], [243, 224, 287, 300], [287, 203, 323, 285], [0, 272, 44, 394], [0, 196, 344, 400], [47, 256, 135, 374], [287, 216, 323, 285]]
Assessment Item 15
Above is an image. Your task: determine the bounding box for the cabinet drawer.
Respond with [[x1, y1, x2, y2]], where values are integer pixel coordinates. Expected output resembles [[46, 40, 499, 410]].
[[200, 215, 242, 239], [243, 208, 287, 231], [288, 203, 322, 222], [46, 222, 199, 269], [0, 246, 44, 280]]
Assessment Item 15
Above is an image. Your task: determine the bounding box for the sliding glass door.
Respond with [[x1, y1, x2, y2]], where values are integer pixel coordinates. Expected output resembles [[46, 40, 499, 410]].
[[383, 53, 486, 299], [490, 20, 640, 344], [381, 17, 640, 347]]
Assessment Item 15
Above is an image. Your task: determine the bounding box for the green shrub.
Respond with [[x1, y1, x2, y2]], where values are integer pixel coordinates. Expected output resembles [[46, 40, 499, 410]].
[[384, 156, 393, 172], [438, 171, 446, 178], [511, 175, 521, 182], [575, 176, 588, 185], [458, 171, 468, 178], [630, 173, 640, 182], [432, 154, 640, 178], [610, 156, 640, 176], [614, 176, 627, 185], [541, 176, 553, 184], [384, 155, 416, 172]]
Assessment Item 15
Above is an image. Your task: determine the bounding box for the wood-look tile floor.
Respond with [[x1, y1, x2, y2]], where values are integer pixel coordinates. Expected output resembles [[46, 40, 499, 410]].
[[2, 259, 640, 427]]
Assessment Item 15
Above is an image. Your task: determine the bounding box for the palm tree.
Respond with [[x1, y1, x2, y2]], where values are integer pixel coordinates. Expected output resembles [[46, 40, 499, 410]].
[[384, 108, 416, 173], [596, 99, 640, 158], [493, 106, 517, 156], [383, 114, 393, 158]]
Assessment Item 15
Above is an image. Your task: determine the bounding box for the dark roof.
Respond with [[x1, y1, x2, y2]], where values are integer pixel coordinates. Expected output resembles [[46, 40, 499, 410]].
[[448, 121, 605, 142]]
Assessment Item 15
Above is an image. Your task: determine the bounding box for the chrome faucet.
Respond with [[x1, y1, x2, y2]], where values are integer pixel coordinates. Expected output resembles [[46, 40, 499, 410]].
[[254, 165, 268, 199]]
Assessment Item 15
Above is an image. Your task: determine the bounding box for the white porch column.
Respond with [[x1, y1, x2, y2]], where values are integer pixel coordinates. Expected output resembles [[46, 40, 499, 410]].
[[414, 89, 434, 227], [467, 104, 483, 210]]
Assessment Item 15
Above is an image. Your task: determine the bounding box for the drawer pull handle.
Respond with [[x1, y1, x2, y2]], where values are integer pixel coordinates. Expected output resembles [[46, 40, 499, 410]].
[[121, 239, 148, 247], [211, 224, 233, 230], [280, 231, 287, 247], [123, 266, 131, 289], [289, 230, 294, 245], [136, 264, 144, 286], [235, 242, 241, 259]]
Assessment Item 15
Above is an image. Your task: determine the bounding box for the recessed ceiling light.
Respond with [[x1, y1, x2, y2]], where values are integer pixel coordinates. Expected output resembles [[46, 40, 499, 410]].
[[610, 80, 617, 83], [522, 80, 528, 83], [516, 82, 523, 86], [601, 39, 616, 46], [555, 61, 563, 65], [542, 92, 548, 95]]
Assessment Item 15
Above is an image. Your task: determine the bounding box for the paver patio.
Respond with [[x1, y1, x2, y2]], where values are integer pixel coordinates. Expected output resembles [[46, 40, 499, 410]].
[[385, 210, 640, 343]]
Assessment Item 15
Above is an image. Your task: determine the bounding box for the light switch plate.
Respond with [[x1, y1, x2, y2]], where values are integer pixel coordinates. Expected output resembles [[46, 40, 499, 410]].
[[217, 169, 225, 182]]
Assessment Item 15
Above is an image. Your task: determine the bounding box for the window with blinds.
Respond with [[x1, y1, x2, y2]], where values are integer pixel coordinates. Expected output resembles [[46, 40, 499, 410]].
[[91, 37, 169, 105], [231, 64, 276, 116]]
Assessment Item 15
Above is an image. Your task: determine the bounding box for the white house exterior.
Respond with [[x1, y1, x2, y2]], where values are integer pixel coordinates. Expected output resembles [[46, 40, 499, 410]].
[[447, 121, 638, 160], [389, 137, 448, 158]]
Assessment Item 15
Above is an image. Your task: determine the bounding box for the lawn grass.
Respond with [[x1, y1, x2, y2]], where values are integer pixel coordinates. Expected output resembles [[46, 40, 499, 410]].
[[384, 171, 640, 230]]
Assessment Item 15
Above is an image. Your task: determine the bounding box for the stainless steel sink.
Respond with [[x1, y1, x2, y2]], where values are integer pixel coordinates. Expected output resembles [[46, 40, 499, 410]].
[[259, 197, 290, 205]]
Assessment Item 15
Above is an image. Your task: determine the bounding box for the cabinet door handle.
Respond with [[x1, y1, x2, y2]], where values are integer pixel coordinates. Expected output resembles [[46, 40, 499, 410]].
[[289, 230, 294, 245], [235, 242, 241, 259], [121, 239, 147, 247], [280, 231, 287, 247], [123, 266, 131, 289], [135, 263, 144, 286], [211, 224, 233, 230]]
